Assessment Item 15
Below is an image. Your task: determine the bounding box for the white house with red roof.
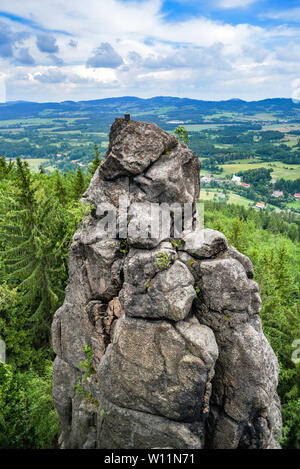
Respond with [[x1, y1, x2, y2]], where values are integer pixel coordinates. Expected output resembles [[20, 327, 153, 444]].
[[232, 174, 242, 184]]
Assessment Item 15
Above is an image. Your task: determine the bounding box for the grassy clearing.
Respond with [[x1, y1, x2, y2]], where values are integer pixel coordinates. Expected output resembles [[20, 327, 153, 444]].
[[23, 158, 51, 170], [275, 135, 299, 148], [205, 112, 238, 120], [0, 118, 84, 127], [199, 188, 286, 211], [183, 124, 224, 131], [286, 201, 300, 211], [0, 158, 54, 171], [48, 130, 82, 135], [0, 128, 25, 133], [133, 106, 177, 117], [85, 132, 107, 137], [214, 143, 233, 149], [262, 123, 300, 131], [200, 188, 253, 207], [241, 112, 279, 121], [217, 161, 300, 180]]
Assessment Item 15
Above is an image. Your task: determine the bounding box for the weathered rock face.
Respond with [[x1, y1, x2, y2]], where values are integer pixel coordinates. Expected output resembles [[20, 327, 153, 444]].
[[52, 117, 281, 449]]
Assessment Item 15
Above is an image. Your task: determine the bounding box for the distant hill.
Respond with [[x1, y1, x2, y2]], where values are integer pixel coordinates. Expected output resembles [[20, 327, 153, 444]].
[[1, 96, 300, 126]]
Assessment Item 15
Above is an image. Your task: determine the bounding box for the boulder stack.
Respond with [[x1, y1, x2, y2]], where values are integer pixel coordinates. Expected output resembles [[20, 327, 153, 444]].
[[52, 117, 281, 449]]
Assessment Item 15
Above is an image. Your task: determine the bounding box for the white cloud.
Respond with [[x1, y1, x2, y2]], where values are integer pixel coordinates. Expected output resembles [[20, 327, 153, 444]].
[[128, 43, 232, 72], [0, 0, 261, 50], [14, 47, 35, 65], [87, 43, 123, 68], [262, 7, 300, 22], [216, 0, 258, 9], [36, 34, 59, 53], [0, 0, 300, 101], [32, 68, 67, 83], [137, 69, 192, 82], [30, 65, 119, 85]]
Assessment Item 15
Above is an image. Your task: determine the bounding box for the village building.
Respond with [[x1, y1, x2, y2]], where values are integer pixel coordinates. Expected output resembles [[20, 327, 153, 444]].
[[232, 174, 242, 184], [201, 175, 212, 183], [272, 190, 284, 198]]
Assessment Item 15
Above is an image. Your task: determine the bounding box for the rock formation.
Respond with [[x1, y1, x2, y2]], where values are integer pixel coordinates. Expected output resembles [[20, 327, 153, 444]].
[[52, 116, 282, 449]]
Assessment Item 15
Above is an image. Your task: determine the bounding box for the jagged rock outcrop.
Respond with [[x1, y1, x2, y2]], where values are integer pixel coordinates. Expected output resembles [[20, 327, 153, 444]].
[[52, 117, 282, 449]]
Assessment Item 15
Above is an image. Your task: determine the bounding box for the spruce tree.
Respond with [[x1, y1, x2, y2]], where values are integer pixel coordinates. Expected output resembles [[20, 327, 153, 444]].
[[53, 171, 67, 206], [0, 154, 6, 177], [228, 217, 248, 252], [88, 144, 101, 179], [73, 166, 85, 200], [0, 154, 14, 180], [0, 159, 66, 343]]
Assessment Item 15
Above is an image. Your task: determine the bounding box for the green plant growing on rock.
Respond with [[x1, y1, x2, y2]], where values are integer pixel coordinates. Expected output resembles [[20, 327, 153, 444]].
[[78, 345, 95, 380], [75, 346, 102, 408], [156, 252, 171, 270], [120, 238, 129, 255], [74, 379, 100, 408], [74, 379, 85, 398], [174, 126, 189, 146], [170, 239, 184, 249], [74, 378, 110, 414], [194, 285, 200, 294]]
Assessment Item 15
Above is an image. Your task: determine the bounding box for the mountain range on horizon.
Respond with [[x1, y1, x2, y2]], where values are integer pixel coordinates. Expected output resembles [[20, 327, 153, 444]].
[[1, 96, 300, 128], [1, 95, 298, 107]]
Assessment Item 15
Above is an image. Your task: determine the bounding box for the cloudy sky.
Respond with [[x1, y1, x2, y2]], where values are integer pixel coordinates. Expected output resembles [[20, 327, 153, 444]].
[[1, 0, 300, 102]]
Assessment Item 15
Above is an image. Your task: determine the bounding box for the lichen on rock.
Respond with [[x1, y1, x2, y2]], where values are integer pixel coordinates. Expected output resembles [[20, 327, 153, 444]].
[[52, 116, 281, 449]]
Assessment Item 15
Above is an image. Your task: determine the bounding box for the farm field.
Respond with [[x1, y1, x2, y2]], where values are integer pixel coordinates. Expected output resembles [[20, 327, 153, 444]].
[[9, 158, 52, 171], [183, 124, 230, 131], [213, 161, 300, 180], [204, 112, 238, 120], [262, 123, 300, 131], [286, 201, 300, 210], [199, 188, 296, 212], [0, 117, 85, 127], [200, 188, 254, 207]]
